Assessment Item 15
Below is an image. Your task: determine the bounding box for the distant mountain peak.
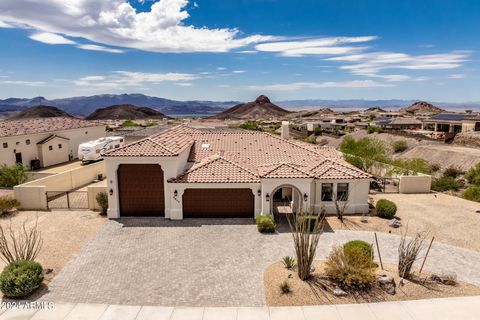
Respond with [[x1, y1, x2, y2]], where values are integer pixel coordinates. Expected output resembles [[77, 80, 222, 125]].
[[213, 95, 290, 120]]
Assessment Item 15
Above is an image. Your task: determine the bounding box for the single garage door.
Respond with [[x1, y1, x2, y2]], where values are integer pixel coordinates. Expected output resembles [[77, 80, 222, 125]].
[[183, 188, 254, 218], [117, 164, 165, 216]]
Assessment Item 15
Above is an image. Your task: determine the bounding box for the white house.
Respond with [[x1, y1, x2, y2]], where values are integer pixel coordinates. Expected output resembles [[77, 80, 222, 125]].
[[104, 125, 371, 219], [0, 117, 106, 168]]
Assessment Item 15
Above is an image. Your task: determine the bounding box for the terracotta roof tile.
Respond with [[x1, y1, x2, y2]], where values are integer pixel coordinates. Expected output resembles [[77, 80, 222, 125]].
[[0, 117, 104, 138], [259, 163, 314, 178]]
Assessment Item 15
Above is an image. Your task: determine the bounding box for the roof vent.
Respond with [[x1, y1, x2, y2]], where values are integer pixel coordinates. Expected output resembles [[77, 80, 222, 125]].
[[201, 143, 210, 149]]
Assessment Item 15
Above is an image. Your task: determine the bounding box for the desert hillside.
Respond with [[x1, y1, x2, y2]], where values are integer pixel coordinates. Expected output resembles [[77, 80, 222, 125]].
[[399, 101, 444, 115], [8, 105, 73, 119], [213, 95, 290, 119], [85, 104, 170, 120]]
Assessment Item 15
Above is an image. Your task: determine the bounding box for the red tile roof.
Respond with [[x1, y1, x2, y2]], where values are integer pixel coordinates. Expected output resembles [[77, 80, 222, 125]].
[[0, 117, 105, 138], [106, 125, 371, 181]]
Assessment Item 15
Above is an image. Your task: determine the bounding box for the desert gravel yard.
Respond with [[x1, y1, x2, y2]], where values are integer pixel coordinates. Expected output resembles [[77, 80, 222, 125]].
[[40, 217, 480, 307], [327, 193, 480, 251]]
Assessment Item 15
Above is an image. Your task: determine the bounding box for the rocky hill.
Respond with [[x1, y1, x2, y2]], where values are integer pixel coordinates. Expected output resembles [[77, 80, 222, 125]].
[[213, 95, 290, 119], [285, 108, 335, 119], [8, 105, 73, 119], [85, 104, 170, 120], [399, 101, 444, 115], [364, 107, 386, 113]]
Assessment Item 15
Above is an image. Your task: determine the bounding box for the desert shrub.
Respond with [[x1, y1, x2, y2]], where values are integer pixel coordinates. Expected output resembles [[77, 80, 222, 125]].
[[0, 260, 44, 298], [0, 219, 43, 264], [431, 176, 464, 192], [443, 166, 463, 178], [238, 121, 262, 131], [144, 120, 158, 127], [280, 281, 291, 294], [120, 120, 137, 127], [398, 231, 425, 279], [256, 215, 275, 233], [0, 164, 27, 188], [282, 256, 296, 269], [0, 196, 20, 214], [340, 136, 389, 171], [325, 246, 375, 290], [344, 240, 373, 266], [366, 125, 383, 134], [465, 163, 480, 186], [463, 186, 480, 202], [389, 158, 432, 175], [375, 199, 397, 219], [314, 127, 322, 136], [392, 140, 407, 153], [429, 163, 441, 172], [95, 192, 108, 215]]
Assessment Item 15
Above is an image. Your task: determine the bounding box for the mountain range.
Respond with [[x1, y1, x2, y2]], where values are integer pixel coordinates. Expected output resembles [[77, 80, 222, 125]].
[[1, 94, 479, 117]]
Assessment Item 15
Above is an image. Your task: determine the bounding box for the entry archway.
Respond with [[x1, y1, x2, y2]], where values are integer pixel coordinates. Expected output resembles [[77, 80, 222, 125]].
[[269, 184, 303, 214]]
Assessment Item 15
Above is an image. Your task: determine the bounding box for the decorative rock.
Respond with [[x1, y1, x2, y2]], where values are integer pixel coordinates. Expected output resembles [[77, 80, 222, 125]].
[[389, 218, 402, 228], [430, 273, 457, 286], [333, 287, 347, 296], [45, 268, 53, 274], [378, 275, 396, 295]]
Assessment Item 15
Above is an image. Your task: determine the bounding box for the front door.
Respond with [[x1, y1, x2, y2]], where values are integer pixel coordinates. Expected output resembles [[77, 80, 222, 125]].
[[15, 152, 22, 165]]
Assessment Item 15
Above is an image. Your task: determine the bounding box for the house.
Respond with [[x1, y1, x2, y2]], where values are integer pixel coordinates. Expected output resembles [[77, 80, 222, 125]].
[[375, 117, 422, 130], [0, 117, 106, 168], [421, 113, 480, 134], [104, 125, 371, 219]]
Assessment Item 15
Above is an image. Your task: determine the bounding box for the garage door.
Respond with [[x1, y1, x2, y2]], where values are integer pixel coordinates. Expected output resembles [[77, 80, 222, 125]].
[[117, 164, 165, 216], [183, 188, 254, 218]]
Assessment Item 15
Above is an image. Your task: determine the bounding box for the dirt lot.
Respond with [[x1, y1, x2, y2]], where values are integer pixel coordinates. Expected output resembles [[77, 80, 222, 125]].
[[265, 261, 480, 306], [325, 193, 480, 251], [0, 210, 106, 285]]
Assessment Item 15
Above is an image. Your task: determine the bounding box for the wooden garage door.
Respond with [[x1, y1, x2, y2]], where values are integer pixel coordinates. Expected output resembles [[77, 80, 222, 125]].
[[118, 164, 164, 216], [183, 188, 254, 218]]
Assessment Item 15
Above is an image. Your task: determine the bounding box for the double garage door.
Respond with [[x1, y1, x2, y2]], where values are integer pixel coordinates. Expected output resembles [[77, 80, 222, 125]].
[[118, 164, 254, 218]]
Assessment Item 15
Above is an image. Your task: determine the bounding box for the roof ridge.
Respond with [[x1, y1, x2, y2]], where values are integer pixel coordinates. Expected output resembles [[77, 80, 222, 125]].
[[146, 137, 176, 154], [260, 162, 313, 178]]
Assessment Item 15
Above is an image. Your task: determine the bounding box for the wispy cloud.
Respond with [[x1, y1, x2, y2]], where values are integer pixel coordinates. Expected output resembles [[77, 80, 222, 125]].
[[174, 82, 193, 87], [29, 32, 75, 45], [74, 71, 198, 88], [232, 70, 246, 74], [255, 36, 377, 57], [0, 80, 46, 86], [449, 73, 465, 79], [247, 80, 394, 91], [76, 44, 124, 54], [216, 67, 227, 71]]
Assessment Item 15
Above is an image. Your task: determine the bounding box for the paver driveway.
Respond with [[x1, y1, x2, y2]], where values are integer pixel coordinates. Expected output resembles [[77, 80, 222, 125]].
[[40, 218, 480, 307]]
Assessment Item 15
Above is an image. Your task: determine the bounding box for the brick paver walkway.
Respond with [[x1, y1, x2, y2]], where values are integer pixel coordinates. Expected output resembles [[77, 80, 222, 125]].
[[39, 218, 480, 306]]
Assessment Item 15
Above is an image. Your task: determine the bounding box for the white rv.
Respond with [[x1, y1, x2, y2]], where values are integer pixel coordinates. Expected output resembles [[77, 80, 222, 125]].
[[78, 136, 124, 163]]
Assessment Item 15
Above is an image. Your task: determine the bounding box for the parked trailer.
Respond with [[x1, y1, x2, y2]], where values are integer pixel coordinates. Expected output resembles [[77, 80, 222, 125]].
[[78, 136, 124, 163]]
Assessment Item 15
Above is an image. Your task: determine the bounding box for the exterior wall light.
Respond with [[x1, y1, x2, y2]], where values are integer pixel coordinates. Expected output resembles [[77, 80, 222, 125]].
[[303, 193, 308, 202], [109, 189, 114, 196], [174, 190, 178, 197], [266, 193, 270, 202], [257, 189, 262, 196]]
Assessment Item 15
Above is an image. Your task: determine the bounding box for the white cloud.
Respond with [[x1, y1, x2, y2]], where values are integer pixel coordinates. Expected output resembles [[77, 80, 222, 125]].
[[0, 21, 12, 28], [255, 36, 376, 57], [216, 67, 227, 71], [29, 32, 75, 45], [248, 80, 394, 91], [0, 0, 274, 53], [76, 44, 124, 53], [174, 82, 192, 87], [232, 70, 246, 74], [0, 80, 46, 86], [449, 73, 465, 79], [74, 70, 198, 88]]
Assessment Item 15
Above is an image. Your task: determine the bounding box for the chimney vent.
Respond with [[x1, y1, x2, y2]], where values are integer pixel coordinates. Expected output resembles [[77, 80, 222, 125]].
[[281, 121, 290, 140]]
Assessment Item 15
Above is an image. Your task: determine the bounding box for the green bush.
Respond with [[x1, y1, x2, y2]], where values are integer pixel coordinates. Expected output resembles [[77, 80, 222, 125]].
[[282, 256, 296, 269], [463, 186, 480, 202], [256, 215, 276, 233], [325, 246, 376, 290], [389, 158, 432, 175], [344, 240, 373, 266], [431, 176, 464, 192], [0, 196, 20, 214], [121, 120, 137, 127], [392, 140, 407, 153], [0, 164, 27, 188], [443, 166, 463, 178], [465, 163, 480, 186], [95, 192, 108, 215], [366, 125, 383, 134], [375, 199, 397, 219], [280, 281, 291, 294], [0, 260, 44, 298], [238, 121, 262, 131]]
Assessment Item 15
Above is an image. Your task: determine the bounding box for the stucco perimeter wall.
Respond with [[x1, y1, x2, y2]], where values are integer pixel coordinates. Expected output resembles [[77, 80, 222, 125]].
[[399, 175, 432, 194], [14, 161, 106, 210], [87, 184, 107, 210]]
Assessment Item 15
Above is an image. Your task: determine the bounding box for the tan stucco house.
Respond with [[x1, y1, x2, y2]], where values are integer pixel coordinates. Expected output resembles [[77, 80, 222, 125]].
[[104, 125, 371, 219], [0, 117, 106, 168]]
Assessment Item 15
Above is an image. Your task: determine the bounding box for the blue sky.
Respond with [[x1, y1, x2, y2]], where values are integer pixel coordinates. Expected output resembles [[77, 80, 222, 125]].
[[0, 0, 478, 102]]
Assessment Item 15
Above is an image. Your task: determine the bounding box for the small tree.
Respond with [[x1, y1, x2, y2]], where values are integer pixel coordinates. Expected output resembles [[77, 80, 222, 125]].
[[465, 163, 480, 186], [398, 228, 426, 281], [287, 208, 324, 281], [0, 196, 21, 215], [95, 192, 108, 215], [333, 192, 349, 223], [0, 219, 43, 264], [0, 164, 28, 188]]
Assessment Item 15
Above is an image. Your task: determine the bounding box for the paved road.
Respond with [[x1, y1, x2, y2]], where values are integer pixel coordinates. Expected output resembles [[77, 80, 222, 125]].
[[1, 296, 479, 320], [39, 218, 480, 306]]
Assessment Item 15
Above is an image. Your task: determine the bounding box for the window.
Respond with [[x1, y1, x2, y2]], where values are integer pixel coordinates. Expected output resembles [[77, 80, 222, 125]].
[[337, 183, 349, 201], [26, 139, 30, 145], [58, 144, 62, 149], [2, 142, 8, 148], [321, 183, 333, 201], [48, 146, 53, 151]]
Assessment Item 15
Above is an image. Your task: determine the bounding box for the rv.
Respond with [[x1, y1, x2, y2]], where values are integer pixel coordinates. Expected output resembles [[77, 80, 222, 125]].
[[78, 136, 124, 164]]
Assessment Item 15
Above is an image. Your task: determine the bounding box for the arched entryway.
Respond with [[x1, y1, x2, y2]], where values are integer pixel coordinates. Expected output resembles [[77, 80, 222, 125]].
[[270, 184, 303, 214]]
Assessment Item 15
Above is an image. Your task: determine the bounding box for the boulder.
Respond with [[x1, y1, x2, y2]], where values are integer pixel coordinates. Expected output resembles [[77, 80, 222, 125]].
[[389, 218, 402, 228], [333, 287, 348, 296], [378, 275, 396, 295]]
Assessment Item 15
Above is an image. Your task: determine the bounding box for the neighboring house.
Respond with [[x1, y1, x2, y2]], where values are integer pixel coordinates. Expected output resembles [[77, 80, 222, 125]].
[[104, 125, 371, 219], [422, 113, 480, 134], [375, 117, 422, 130], [0, 117, 106, 168]]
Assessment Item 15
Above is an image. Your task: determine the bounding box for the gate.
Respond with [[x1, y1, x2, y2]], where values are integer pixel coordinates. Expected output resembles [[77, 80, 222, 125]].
[[46, 191, 88, 209], [370, 176, 400, 194]]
